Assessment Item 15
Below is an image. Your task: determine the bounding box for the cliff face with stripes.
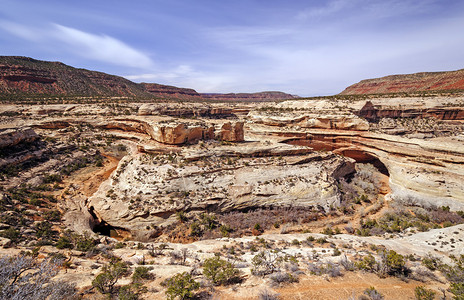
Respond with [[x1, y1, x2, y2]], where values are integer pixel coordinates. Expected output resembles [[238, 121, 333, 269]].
[[0, 56, 155, 98], [340, 69, 464, 95]]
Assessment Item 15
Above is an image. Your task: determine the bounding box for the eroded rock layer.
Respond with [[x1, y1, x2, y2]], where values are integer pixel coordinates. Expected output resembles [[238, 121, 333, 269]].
[[340, 69, 464, 95], [1, 94, 463, 239]]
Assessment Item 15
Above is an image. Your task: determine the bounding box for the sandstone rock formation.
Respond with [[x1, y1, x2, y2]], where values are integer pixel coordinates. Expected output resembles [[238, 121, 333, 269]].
[[219, 122, 244, 142], [138, 103, 234, 118], [265, 97, 464, 210], [87, 145, 355, 235], [249, 112, 369, 130], [357, 100, 464, 122]]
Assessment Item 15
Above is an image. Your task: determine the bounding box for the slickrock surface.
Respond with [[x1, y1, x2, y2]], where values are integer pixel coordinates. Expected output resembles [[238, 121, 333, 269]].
[[87, 145, 355, 235]]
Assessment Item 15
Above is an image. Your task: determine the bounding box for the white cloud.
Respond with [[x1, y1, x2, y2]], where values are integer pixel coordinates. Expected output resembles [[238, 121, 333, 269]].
[[297, 0, 352, 20], [0, 20, 41, 41], [125, 64, 236, 92], [52, 24, 154, 69], [0, 21, 154, 69]]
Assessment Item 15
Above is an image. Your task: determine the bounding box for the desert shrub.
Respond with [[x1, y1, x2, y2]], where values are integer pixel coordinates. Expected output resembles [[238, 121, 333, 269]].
[[0, 227, 20, 243], [380, 250, 408, 276], [291, 239, 300, 246], [356, 254, 377, 272], [43, 173, 62, 184], [307, 262, 342, 277], [148, 243, 170, 257], [269, 272, 298, 285], [92, 260, 130, 295], [356, 228, 372, 236], [117, 284, 141, 300], [414, 286, 436, 300], [189, 222, 203, 237], [315, 237, 327, 244], [360, 286, 384, 300], [163, 272, 199, 300], [333, 248, 342, 256], [0, 254, 76, 300], [340, 255, 356, 271], [356, 250, 408, 277], [258, 288, 281, 300], [440, 255, 464, 299], [42, 209, 61, 222], [421, 254, 442, 271], [322, 227, 334, 235], [251, 251, 281, 276], [35, 221, 54, 239], [218, 207, 320, 237], [429, 206, 463, 225], [202, 256, 240, 285], [176, 211, 188, 223], [55, 236, 73, 249], [132, 266, 154, 282], [219, 224, 232, 237], [170, 248, 190, 266], [72, 232, 97, 252], [201, 213, 218, 230]]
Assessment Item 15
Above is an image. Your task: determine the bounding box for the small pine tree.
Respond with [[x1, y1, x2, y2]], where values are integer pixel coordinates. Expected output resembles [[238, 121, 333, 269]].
[[92, 260, 129, 295], [203, 255, 240, 285], [164, 272, 199, 300]]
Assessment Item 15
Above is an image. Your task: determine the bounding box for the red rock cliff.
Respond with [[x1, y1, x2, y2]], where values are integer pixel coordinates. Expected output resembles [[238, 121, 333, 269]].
[[340, 69, 464, 95]]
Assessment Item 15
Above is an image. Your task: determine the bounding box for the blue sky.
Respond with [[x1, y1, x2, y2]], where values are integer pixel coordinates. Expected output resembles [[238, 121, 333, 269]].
[[1, 0, 463, 96]]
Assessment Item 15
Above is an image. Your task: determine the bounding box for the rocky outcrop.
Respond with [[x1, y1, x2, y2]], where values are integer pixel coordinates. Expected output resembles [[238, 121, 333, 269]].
[[357, 101, 464, 122], [340, 69, 464, 95], [95, 120, 147, 134], [219, 122, 244, 142], [34, 120, 71, 129], [87, 145, 355, 234], [138, 103, 234, 118], [133, 118, 243, 145], [250, 97, 464, 211], [147, 123, 210, 145], [271, 128, 464, 210], [201, 91, 298, 102], [0, 127, 38, 148], [249, 112, 369, 130]]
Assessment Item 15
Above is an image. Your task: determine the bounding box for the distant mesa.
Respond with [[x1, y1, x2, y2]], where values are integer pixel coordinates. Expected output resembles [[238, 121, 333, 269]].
[[340, 69, 464, 95], [201, 91, 298, 102], [0, 56, 296, 102], [139, 82, 203, 101]]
